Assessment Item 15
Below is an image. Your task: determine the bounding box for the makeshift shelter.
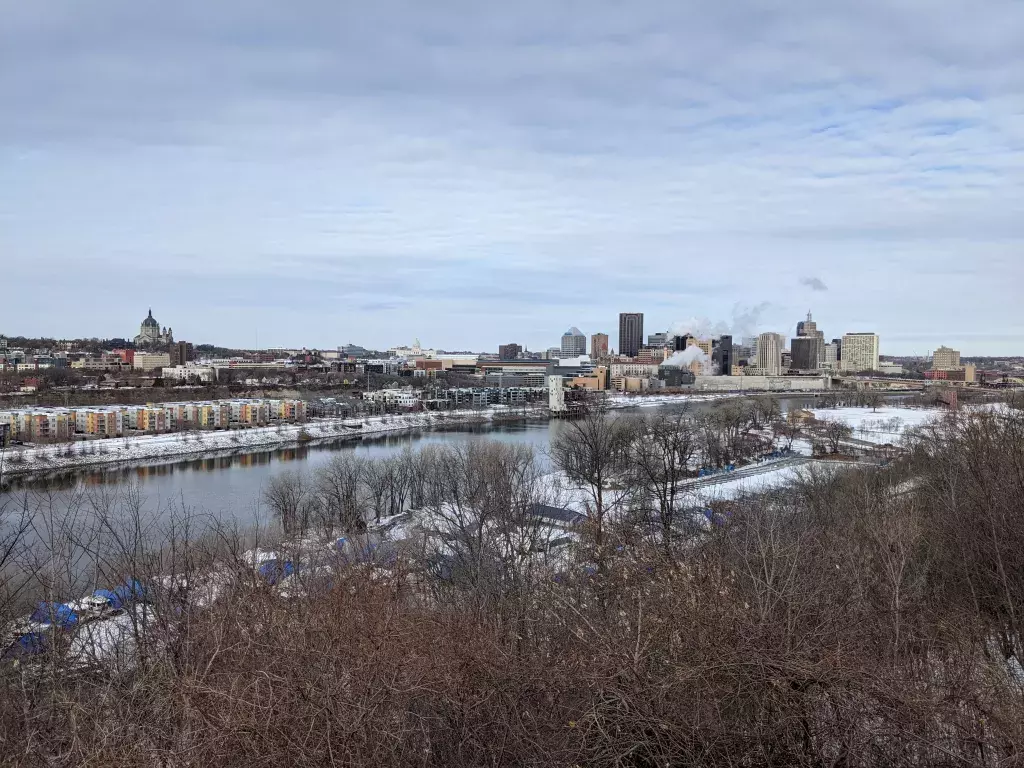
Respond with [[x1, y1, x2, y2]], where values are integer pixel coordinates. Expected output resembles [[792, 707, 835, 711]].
[[29, 601, 79, 629]]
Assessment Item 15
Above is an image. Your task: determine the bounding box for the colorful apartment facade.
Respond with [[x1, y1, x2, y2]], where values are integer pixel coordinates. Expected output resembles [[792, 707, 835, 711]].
[[0, 398, 307, 441]]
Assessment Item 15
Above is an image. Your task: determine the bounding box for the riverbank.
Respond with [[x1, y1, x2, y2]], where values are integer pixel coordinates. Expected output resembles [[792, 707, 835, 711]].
[[0, 389, 859, 481], [2, 390, 763, 480], [0, 406, 553, 479]]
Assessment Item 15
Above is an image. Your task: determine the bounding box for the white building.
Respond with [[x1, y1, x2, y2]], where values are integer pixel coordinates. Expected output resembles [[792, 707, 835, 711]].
[[548, 375, 566, 413], [756, 332, 784, 376], [560, 327, 587, 357], [841, 333, 880, 373], [609, 362, 661, 378], [363, 388, 420, 410], [163, 364, 216, 383]]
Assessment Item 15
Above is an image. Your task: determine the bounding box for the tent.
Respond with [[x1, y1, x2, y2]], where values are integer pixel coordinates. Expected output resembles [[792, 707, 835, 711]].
[[29, 602, 78, 629], [112, 579, 147, 606]]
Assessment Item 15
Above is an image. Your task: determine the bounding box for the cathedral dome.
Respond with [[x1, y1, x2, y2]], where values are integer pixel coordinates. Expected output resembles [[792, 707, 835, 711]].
[[141, 309, 159, 329]]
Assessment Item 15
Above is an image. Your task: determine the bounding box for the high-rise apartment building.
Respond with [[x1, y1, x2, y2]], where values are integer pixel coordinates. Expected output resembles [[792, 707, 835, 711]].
[[618, 313, 644, 358], [498, 343, 523, 360], [841, 333, 880, 373], [756, 332, 784, 375], [931, 346, 961, 370], [590, 333, 609, 359], [560, 327, 587, 357]]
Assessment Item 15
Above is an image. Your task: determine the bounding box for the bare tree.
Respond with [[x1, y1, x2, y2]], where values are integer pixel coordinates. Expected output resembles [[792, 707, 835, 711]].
[[820, 416, 853, 454], [626, 411, 698, 551], [315, 454, 367, 535], [263, 471, 315, 536]]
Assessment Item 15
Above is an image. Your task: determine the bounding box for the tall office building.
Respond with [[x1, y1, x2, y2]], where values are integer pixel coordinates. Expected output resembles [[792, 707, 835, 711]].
[[673, 333, 693, 352], [170, 341, 194, 367], [647, 332, 670, 348], [560, 327, 587, 357], [790, 336, 823, 371], [796, 310, 823, 339], [712, 335, 733, 376], [590, 333, 609, 359], [823, 342, 839, 369], [931, 346, 961, 370], [756, 332, 784, 375], [841, 333, 880, 373], [498, 343, 522, 360], [618, 313, 644, 358]]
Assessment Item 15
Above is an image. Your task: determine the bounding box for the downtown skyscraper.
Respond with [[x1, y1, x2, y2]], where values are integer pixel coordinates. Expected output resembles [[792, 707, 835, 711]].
[[618, 313, 644, 358]]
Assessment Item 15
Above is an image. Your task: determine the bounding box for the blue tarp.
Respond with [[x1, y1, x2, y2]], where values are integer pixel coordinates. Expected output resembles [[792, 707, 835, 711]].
[[258, 560, 295, 586], [18, 632, 48, 655], [112, 579, 147, 606], [29, 601, 78, 629]]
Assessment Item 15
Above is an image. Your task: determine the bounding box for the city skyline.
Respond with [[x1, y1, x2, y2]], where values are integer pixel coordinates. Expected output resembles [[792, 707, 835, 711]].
[[2, 2, 1022, 354], [0, 304, 1012, 361]]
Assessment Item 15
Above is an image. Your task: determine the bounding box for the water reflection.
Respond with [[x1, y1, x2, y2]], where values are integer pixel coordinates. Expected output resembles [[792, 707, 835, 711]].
[[0, 396, 836, 523]]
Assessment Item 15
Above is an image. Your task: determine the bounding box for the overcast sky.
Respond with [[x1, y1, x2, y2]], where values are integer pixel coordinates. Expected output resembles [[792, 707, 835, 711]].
[[1, 1, 1022, 355]]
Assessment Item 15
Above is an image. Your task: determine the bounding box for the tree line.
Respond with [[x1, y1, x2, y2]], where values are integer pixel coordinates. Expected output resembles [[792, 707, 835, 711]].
[[0, 399, 1021, 765]]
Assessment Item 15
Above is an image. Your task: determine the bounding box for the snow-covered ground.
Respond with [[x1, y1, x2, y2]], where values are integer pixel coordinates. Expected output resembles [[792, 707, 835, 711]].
[[807, 406, 941, 445], [690, 461, 841, 502], [0, 407, 547, 477], [604, 392, 736, 409]]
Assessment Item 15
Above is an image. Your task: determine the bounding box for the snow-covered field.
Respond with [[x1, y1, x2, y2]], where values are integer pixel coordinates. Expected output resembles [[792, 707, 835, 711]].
[[808, 406, 941, 445], [1, 407, 547, 477]]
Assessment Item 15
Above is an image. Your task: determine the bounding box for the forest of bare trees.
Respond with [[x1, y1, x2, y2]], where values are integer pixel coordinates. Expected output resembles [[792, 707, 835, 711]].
[[0, 400, 1022, 765]]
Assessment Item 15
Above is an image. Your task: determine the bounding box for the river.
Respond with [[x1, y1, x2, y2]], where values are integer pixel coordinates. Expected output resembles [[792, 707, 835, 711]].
[[0, 395, 838, 524]]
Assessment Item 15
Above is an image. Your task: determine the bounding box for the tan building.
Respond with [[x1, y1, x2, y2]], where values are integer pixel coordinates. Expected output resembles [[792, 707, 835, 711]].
[[570, 366, 608, 391], [636, 346, 669, 365], [686, 337, 714, 357], [611, 376, 652, 392], [133, 352, 171, 372], [931, 346, 961, 370], [590, 333, 609, 359], [841, 333, 880, 373]]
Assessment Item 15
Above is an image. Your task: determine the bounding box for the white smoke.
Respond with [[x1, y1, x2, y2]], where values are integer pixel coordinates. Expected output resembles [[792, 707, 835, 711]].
[[663, 346, 712, 374], [663, 347, 706, 367], [667, 302, 772, 342]]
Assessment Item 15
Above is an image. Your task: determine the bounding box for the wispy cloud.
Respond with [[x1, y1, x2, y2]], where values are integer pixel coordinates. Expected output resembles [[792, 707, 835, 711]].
[[0, 1, 1021, 353], [800, 277, 829, 292]]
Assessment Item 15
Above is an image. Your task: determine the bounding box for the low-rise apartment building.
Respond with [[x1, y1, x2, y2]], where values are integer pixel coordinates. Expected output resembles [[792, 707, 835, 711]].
[[0, 398, 308, 441]]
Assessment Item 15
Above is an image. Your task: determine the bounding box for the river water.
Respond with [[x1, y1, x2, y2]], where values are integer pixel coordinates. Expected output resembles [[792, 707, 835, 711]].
[[0, 396, 834, 524]]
